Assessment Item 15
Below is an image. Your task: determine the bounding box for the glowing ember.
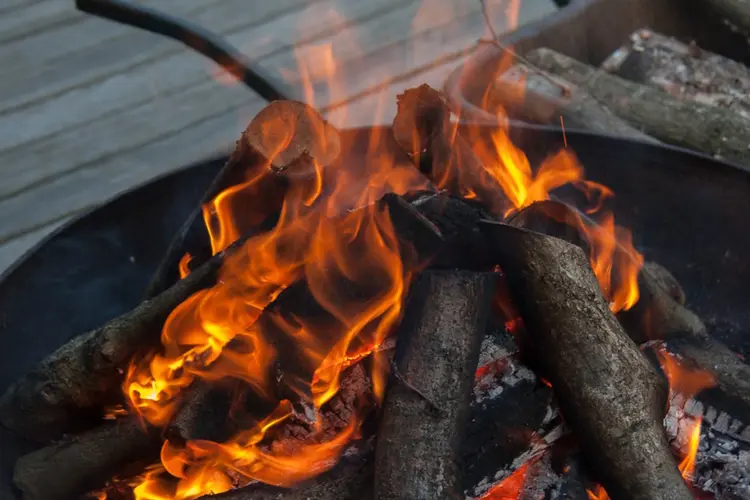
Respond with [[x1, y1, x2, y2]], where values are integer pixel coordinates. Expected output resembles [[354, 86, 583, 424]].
[[480, 462, 529, 499], [587, 485, 610, 500]]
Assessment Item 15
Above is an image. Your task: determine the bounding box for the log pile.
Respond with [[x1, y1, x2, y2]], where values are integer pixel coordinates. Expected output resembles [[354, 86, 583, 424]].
[[488, 23, 750, 168], [1, 85, 749, 500]]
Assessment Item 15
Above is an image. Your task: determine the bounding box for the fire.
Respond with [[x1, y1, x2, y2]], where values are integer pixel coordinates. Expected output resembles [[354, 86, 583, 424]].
[[678, 417, 702, 481], [480, 462, 529, 499], [104, 1, 650, 496], [587, 485, 610, 500]]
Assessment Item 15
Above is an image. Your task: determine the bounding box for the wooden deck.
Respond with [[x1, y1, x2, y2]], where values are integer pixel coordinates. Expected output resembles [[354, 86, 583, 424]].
[[0, 0, 556, 273]]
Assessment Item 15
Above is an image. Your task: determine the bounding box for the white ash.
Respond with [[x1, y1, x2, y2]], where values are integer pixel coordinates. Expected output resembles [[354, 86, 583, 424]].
[[473, 336, 535, 404]]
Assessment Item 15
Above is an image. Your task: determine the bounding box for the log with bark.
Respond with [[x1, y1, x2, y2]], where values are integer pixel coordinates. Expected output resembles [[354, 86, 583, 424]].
[[525, 47, 750, 166], [489, 63, 659, 143], [480, 221, 691, 500], [374, 271, 496, 500], [0, 247, 229, 442], [13, 417, 158, 500], [145, 100, 341, 298], [601, 30, 750, 122]]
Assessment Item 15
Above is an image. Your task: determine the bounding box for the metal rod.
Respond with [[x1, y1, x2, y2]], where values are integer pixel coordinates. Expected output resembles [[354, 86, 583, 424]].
[[75, 0, 296, 103]]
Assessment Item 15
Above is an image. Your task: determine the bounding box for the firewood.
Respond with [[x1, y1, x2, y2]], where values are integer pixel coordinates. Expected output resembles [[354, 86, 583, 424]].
[[480, 221, 692, 500], [202, 460, 373, 500], [145, 100, 340, 298], [374, 271, 496, 500], [601, 30, 750, 122], [489, 63, 659, 143], [165, 381, 238, 444], [0, 246, 229, 442], [13, 417, 159, 500], [392, 85, 512, 216], [510, 200, 706, 342], [525, 48, 750, 166]]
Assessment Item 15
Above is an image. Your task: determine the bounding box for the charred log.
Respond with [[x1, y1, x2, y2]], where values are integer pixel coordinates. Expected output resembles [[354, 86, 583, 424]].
[[481, 221, 691, 500], [0, 247, 228, 442], [145, 101, 340, 298], [525, 48, 750, 165], [165, 381, 239, 444], [392, 85, 511, 215], [374, 271, 496, 500], [13, 417, 158, 500]]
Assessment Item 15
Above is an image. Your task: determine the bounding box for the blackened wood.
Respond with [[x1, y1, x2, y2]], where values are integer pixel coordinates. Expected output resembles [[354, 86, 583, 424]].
[[0, 239, 239, 442], [392, 85, 511, 215], [204, 460, 373, 500], [602, 30, 750, 122], [481, 221, 691, 500], [669, 336, 750, 416], [490, 63, 658, 143], [526, 48, 750, 166], [145, 101, 340, 299], [374, 271, 496, 500], [13, 417, 158, 500], [165, 381, 237, 444]]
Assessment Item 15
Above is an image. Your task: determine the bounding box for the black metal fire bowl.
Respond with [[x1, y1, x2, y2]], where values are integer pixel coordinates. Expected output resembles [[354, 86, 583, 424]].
[[2, 124, 750, 495]]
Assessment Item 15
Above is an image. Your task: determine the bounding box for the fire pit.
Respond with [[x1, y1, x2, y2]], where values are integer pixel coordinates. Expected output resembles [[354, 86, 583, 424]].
[[3, 2, 750, 500]]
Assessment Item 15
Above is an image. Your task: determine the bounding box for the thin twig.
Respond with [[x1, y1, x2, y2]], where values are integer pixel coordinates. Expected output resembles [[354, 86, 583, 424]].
[[478, 0, 570, 96]]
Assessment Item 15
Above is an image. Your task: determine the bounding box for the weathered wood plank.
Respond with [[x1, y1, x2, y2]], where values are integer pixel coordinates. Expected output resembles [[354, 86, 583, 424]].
[[0, 1, 75, 44], [0, 0, 315, 113], [0, 0, 409, 154]]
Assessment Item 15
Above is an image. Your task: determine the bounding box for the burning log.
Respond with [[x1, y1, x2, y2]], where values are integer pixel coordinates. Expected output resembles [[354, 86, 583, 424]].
[[374, 271, 496, 500], [601, 30, 750, 122], [480, 221, 692, 499], [145, 100, 341, 298], [490, 63, 659, 143], [165, 381, 238, 444], [392, 85, 510, 215], [524, 48, 750, 165], [13, 417, 158, 500], [0, 248, 227, 442]]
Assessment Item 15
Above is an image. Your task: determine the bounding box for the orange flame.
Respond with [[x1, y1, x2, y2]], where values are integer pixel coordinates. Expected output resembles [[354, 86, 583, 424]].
[[480, 463, 529, 499], [178, 254, 192, 279], [678, 417, 702, 482], [587, 485, 610, 500], [656, 347, 717, 402]]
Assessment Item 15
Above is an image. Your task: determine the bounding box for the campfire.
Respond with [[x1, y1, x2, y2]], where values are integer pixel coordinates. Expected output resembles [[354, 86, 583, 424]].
[[2, 81, 750, 500]]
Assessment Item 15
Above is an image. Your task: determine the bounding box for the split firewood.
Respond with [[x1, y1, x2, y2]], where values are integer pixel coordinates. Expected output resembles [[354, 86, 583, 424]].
[[392, 84, 512, 215], [601, 30, 750, 122], [0, 246, 230, 442], [489, 63, 659, 143], [481, 221, 691, 500], [145, 100, 341, 298], [374, 271, 496, 500], [525, 48, 750, 166], [13, 417, 159, 500]]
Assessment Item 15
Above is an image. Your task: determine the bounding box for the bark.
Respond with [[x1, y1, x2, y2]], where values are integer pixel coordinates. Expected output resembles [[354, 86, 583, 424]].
[[165, 381, 237, 444], [392, 85, 512, 215], [510, 200, 706, 343], [13, 417, 158, 500], [490, 63, 659, 143], [374, 271, 496, 500], [145, 101, 340, 298], [480, 221, 691, 500], [0, 248, 227, 442], [526, 48, 750, 166], [601, 30, 750, 122]]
